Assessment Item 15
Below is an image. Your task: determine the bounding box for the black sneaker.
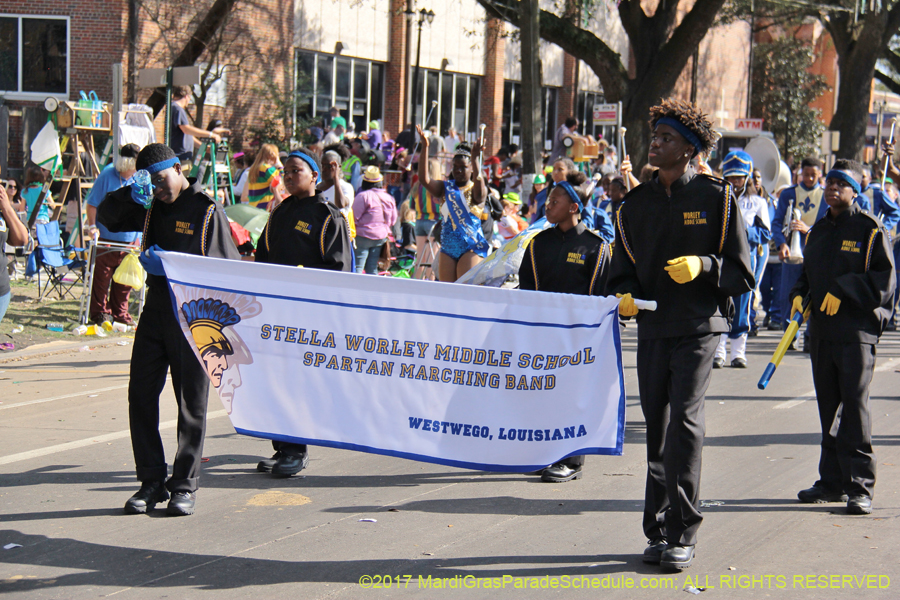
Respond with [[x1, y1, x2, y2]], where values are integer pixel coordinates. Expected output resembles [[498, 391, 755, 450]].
[[257, 451, 283, 473], [271, 453, 310, 477], [642, 537, 667, 564], [660, 544, 695, 571], [798, 484, 848, 504], [847, 495, 872, 515], [166, 492, 196, 516], [731, 358, 747, 368], [124, 481, 169, 514], [540, 462, 582, 483], [712, 357, 725, 369]]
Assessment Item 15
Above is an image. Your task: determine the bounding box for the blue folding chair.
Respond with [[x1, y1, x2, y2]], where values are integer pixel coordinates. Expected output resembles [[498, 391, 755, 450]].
[[33, 221, 88, 301]]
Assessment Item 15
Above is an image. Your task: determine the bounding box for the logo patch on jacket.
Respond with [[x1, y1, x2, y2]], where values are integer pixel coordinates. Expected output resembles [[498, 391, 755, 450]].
[[295, 220, 311, 235], [840, 240, 862, 253], [683, 211, 707, 225], [566, 252, 585, 265], [175, 221, 194, 235]]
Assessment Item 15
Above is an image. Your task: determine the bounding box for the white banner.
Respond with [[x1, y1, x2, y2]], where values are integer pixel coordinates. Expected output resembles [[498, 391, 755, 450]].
[[160, 253, 626, 472]]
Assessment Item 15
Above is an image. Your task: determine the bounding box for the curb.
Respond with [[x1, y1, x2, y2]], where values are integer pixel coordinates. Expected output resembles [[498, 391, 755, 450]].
[[0, 337, 129, 363]]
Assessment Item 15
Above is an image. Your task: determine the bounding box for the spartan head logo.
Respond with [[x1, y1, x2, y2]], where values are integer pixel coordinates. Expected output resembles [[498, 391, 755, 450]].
[[182, 299, 242, 388]]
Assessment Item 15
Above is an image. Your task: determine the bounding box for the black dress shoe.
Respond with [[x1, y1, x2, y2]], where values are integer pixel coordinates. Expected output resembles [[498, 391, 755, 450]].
[[762, 316, 770, 329], [540, 463, 582, 483], [847, 495, 873, 515], [712, 357, 725, 369], [166, 492, 196, 516], [797, 484, 848, 503], [124, 481, 169, 514], [660, 544, 695, 571], [271, 452, 309, 477], [642, 537, 667, 564], [257, 451, 283, 473], [766, 321, 783, 331], [731, 357, 747, 368], [747, 329, 758, 337]]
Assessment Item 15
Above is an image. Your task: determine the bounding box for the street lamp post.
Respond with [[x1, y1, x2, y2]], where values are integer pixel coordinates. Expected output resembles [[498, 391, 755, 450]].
[[410, 7, 435, 127]]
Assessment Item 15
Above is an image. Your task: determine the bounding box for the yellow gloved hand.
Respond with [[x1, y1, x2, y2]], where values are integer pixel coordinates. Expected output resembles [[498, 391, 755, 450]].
[[790, 295, 811, 321], [821, 292, 841, 316], [616, 293, 638, 317], [664, 256, 703, 284]]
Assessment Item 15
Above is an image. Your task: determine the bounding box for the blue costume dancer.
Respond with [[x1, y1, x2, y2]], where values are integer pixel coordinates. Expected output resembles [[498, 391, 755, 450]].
[[715, 151, 770, 367], [415, 124, 489, 282]]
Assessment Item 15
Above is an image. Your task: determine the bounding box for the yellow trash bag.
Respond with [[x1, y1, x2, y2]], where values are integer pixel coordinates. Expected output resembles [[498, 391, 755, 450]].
[[112, 251, 145, 291]]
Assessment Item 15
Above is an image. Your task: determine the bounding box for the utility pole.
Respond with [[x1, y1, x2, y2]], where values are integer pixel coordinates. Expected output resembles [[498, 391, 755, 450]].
[[520, 0, 542, 175]]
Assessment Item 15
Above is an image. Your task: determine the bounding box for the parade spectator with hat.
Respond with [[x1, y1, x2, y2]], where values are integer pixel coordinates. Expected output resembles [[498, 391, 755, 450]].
[[352, 166, 398, 274]]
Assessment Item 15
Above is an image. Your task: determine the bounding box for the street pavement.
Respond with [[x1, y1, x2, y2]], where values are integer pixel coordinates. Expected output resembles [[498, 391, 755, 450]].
[[1, 327, 898, 598]]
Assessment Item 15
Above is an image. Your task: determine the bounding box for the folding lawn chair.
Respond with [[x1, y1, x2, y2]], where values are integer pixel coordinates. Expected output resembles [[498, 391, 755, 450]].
[[33, 221, 88, 301]]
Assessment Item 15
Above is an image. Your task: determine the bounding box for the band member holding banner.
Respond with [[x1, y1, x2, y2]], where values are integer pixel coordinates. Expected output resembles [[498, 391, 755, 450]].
[[97, 143, 240, 516], [789, 159, 895, 515], [608, 99, 753, 571], [714, 151, 771, 368], [772, 157, 824, 348], [518, 171, 611, 483], [254, 149, 353, 477], [415, 125, 488, 282]]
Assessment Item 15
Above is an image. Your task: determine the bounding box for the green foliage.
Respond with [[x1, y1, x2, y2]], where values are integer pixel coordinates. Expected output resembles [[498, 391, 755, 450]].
[[751, 37, 830, 160]]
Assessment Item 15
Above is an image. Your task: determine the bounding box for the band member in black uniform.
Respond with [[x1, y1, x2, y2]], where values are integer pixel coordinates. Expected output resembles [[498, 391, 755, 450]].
[[254, 149, 354, 477], [789, 159, 895, 515], [519, 171, 611, 483], [98, 143, 240, 516], [608, 99, 754, 570]]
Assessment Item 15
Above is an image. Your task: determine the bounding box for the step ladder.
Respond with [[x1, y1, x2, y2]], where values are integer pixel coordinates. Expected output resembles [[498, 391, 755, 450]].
[[191, 138, 236, 205]]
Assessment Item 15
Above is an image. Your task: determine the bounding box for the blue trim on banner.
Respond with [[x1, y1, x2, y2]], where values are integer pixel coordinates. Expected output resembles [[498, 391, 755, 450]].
[[166, 278, 612, 330], [612, 309, 626, 454], [234, 427, 623, 472]]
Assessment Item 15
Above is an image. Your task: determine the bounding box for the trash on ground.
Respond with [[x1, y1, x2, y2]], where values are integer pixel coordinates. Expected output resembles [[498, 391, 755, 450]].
[[79, 346, 92, 352], [3, 543, 23, 550], [74, 325, 88, 335], [358, 518, 377, 523], [116, 341, 129, 346], [0, 343, 14, 351], [11, 326, 24, 334], [700, 500, 724, 507], [46, 323, 65, 332], [684, 586, 706, 594]]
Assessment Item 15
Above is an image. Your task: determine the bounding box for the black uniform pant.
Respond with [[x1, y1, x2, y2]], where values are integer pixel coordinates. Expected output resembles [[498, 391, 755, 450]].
[[637, 333, 717, 547], [809, 338, 877, 498], [128, 307, 210, 493]]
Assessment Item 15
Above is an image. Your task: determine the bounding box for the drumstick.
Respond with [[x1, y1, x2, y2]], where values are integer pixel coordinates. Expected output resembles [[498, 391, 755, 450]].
[[881, 117, 897, 188]]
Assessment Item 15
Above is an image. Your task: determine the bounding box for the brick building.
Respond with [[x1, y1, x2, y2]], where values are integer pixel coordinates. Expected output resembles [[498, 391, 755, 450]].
[[0, 0, 291, 173]]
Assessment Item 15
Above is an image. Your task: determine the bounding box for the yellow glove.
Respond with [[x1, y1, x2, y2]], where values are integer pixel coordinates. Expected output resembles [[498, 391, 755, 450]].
[[664, 256, 703, 284], [821, 292, 841, 316], [790, 295, 811, 321], [616, 293, 638, 317]]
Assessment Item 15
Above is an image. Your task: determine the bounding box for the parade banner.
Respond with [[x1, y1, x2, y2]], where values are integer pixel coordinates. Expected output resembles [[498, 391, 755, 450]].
[[160, 252, 626, 472]]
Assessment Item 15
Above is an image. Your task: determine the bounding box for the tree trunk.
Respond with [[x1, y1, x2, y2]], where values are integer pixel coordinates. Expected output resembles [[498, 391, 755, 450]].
[[519, 0, 542, 174], [826, 8, 900, 159]]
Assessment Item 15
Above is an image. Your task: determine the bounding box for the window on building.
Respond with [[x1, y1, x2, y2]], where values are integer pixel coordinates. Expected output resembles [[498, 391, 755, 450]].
[[0, 15, 68, 97], [296, 50, 384, 134], [411, 70, 480, 140], [500, 82, 559, 150]]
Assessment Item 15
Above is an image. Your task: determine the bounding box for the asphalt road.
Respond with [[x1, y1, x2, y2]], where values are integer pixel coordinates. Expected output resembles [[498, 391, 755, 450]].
[[1, 328, 898, 599]]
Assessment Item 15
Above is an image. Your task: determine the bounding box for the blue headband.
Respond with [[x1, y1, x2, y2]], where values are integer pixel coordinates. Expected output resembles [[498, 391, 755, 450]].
[[288, 151, 322, 184], [825, 169, 861, 195], [145, 157, 179, 174], [656, 117, 703, 154], [555, 181, 584, 212]]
